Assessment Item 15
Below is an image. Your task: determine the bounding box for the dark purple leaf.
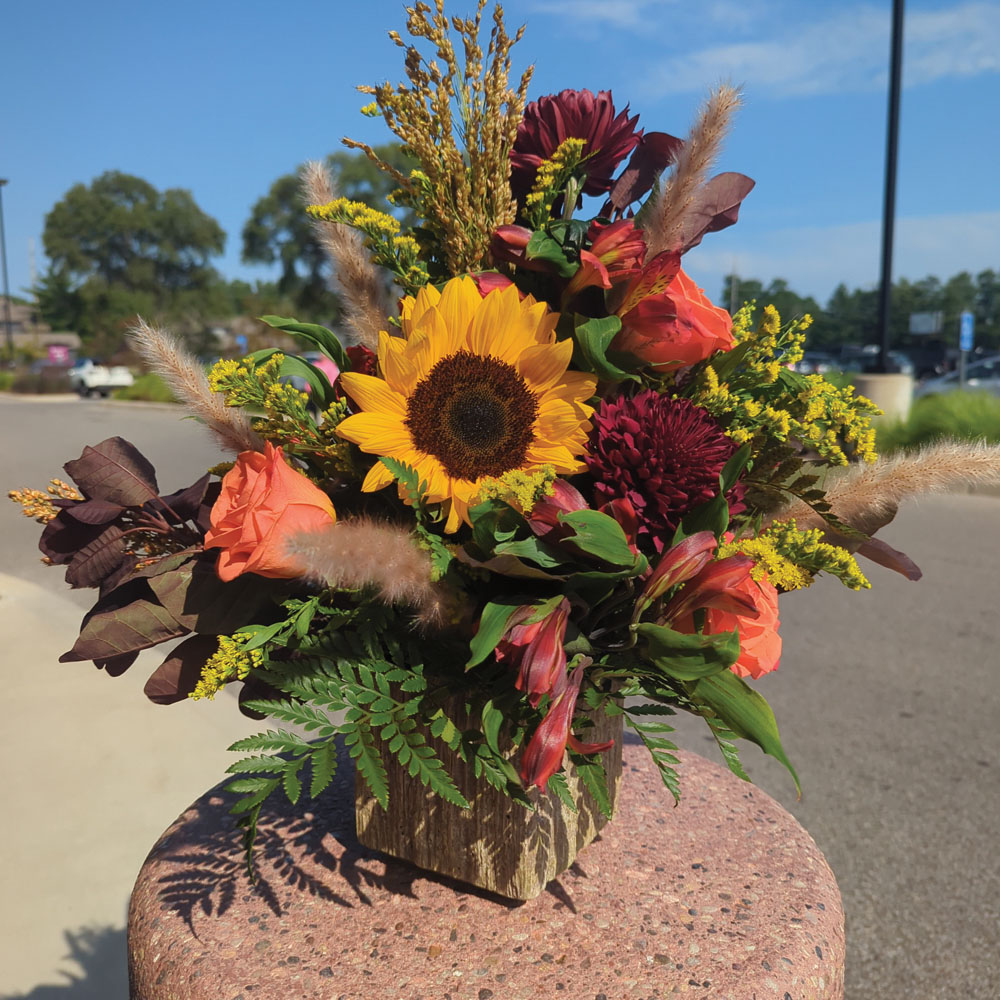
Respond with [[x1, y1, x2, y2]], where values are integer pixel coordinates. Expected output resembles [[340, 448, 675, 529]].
[[62, 499, 125, 524], [143, 635, 218, 704], [39, 514, 107, 566], [65, 524, 129, 589], [604, 131, 684, 215], [96, 550, 197, 600], [155, 473, 211, 524], [95, 651, 139, 676], [147, 552, 285, 635], [856, 538, 923, 581], [63, 437, 159, 507], [194, 481, 221, 534], [678, 172, 756, 253], [60, 581, 189, 662]]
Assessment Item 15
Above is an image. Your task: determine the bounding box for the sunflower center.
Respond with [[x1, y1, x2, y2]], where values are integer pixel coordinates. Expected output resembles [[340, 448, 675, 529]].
[[406, 350, 538, 481]]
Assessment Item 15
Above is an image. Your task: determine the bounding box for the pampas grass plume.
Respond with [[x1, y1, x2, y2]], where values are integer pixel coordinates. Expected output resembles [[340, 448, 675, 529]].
[[288, 517, 449, 624], [127, 319, 264, 454]]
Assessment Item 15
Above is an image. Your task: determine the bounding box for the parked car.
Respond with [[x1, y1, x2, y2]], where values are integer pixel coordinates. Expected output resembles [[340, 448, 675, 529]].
[[67, 358, 135, 398], [914, 354, 1000, 397], [793, 351, 838, 375]]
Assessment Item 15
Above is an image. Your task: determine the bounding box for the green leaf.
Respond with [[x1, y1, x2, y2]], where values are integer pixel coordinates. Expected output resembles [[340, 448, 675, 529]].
[[635, 623, 740, 681], [572, 314, 637, 382], [558, 509, 637, 568], [345, 722, 389, 809], [494, 536, 568, 569], [689, 670, 800, 794], [259, 316, 350, 372], [308, 741, 337, 798], [546, 770, 578, 813], [572, 755, 613, 819], [525, 231, 577, 277], [625, 714, 681, 803], [237, 620, 289, 651], [466, 599, 523, 668], [481, 699, 505, 755], [282, 757, 305, 804], [720, 443, 752, 494]]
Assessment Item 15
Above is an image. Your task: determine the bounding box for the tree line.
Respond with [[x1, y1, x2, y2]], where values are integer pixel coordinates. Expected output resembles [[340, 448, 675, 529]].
[[35, 152, 998, 358]]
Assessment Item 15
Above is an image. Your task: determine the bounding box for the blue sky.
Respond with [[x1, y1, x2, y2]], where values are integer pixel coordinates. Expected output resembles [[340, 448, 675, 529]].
[[2, 0, 998, 307]]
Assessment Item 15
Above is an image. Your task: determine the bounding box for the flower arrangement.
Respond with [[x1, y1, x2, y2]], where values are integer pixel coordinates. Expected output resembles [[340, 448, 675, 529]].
[[12, 1, 1000, 882]]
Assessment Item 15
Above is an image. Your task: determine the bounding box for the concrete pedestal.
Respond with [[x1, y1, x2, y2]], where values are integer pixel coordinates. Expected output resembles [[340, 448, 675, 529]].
[[128, 740, 844, 1000], [853, 372, 914, 424]]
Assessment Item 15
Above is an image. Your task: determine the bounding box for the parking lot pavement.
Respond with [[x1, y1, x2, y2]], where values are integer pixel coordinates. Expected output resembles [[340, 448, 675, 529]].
[[1, 394, 998, 998]]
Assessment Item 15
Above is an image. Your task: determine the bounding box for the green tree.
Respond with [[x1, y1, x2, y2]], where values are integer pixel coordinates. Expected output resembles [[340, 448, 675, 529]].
[[39, 171, 226, 348], [242, 144, 415, 321]]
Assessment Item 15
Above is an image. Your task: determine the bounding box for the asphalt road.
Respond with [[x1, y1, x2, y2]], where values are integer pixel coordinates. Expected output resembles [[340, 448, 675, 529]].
[[1, 393, 998, 999]]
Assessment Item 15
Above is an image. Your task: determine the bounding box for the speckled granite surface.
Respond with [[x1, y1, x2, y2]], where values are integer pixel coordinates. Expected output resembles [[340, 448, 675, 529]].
[[128, 738, 843, 999]]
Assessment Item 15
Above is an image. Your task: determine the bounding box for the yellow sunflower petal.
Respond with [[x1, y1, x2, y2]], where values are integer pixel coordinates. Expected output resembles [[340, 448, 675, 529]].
[[336, 411, 413, 453], [401, 283, 442, 338], [338, 372, 406, 417], [435, 275, 480, 341], [379, 335, 419, 396], [467, 283, 533, 360], [362, 460, 396, 492], [516, 340, 574, 393]]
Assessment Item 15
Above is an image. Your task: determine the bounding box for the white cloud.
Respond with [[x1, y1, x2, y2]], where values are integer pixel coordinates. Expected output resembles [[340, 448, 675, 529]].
[[639, 2, 1000, 97], [683, 210, 1000, 303], [531, 0, 663, 30]]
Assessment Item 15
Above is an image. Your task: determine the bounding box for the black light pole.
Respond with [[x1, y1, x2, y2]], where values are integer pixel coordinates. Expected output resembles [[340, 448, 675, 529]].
[[875, 0, 905, 373], [0, 179, 13, 361]]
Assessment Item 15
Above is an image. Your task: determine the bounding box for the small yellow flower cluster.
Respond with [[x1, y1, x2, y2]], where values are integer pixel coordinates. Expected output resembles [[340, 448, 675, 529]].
[[720, 518, 870, 591], [189, 633, 263, 701], [306, 198, 429, 294], [359, 101, 379, 117], [308, 197, 401, 236], [475, 465, 557, 513], [690, 304, 878, 465], [8, 479, 83, 523], [524, 137, 587, 226]]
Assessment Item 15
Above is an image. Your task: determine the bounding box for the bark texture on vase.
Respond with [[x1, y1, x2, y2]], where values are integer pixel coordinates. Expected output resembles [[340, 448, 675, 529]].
[[354, 702, 623, 900]]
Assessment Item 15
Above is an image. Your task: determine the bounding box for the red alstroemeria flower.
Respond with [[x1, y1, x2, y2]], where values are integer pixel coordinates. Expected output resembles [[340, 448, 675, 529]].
[[562, 220, 647, 305], [472, 272, 517, 297], [528, 478, 588, 543], [520, 662, 616, 792], [495, 598, 571, 707], [599, 496, 641, 556], [511, 89, 642, 200], [660, 554, 760, 623], [641, 530, 718, 605], [490, 224, 556, 273]]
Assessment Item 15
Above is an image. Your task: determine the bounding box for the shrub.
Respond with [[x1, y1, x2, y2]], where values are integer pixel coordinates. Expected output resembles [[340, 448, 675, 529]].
[[877, 391, 1000, 453], [112, 373, 177, 403]]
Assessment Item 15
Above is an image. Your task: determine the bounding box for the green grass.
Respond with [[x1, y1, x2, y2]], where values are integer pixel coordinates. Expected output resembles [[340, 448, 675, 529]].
[[877, 390, 1000, 453], [112, 373, 178, 403], [0, 371, 14, 391]]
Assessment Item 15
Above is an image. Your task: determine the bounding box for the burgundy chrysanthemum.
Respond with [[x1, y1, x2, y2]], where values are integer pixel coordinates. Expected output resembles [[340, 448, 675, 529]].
[[585, 390, 745, 552], [510, 89, 641, 200]]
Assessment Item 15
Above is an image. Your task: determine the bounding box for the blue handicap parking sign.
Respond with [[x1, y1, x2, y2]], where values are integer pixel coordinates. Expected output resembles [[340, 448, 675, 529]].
[[960, 311, 974, 353]]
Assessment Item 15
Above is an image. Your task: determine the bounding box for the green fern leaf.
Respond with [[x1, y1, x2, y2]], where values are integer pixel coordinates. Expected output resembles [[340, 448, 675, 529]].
[[571, 755, 612, 819], [546, 770, 578, 813], [308, 741, 338, 798]]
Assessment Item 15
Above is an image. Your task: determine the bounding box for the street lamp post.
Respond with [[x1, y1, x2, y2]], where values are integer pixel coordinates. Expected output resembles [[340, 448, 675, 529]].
[[0, 179, 13, 361]]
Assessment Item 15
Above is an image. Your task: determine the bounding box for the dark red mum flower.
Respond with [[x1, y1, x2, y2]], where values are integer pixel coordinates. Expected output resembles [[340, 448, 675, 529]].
[[584, 391, 745, 552], [510, 89, 641, 199]]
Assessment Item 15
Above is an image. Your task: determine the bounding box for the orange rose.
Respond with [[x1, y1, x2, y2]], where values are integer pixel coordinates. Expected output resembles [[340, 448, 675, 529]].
[[614, 267, 734, 368], [204, 442, 336, 582], [701, 573, 781, 680]]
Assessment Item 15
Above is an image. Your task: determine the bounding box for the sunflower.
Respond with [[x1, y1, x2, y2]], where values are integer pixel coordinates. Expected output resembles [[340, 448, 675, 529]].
[[336, 276, 597, 532]]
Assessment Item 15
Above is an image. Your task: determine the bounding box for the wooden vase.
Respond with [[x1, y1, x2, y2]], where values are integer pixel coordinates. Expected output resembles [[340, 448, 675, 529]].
[[354, 700, 623, 900]]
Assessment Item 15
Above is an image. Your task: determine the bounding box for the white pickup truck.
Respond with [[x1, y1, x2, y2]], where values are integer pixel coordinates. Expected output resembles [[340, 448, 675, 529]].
[[68, 359, 135, 398]]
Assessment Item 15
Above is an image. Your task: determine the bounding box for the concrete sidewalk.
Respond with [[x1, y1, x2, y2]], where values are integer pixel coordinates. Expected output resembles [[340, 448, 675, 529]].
[[0, 574, 252, 998]]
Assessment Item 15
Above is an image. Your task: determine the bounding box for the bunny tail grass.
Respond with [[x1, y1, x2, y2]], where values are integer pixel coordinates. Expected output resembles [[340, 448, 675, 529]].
[[645, 84, 742, 257], [287, 517, 448, 623], [127, 319, 264, 454], [301, 160, 389, 350], [772, 441, 1000, 535]]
